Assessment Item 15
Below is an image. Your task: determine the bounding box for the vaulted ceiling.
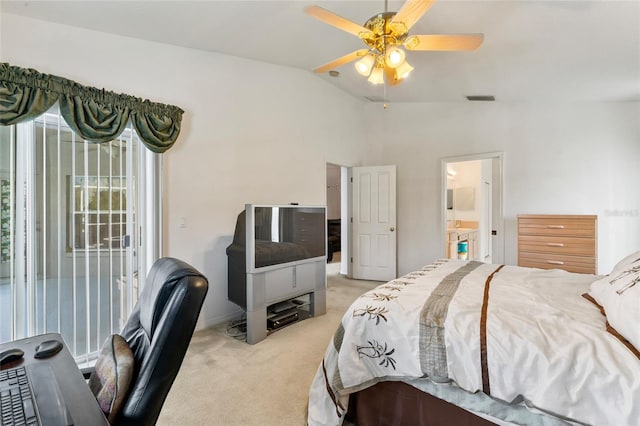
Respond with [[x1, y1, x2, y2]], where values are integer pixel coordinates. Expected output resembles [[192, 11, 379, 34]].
[[3, 0, 639, 103]]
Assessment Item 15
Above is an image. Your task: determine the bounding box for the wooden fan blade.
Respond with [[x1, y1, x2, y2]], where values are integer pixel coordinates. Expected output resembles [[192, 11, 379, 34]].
[[405, 34, 484, 51], [305, 6, 373, 39], [314, 49, 369, 74], [390, 0, 435, 33]]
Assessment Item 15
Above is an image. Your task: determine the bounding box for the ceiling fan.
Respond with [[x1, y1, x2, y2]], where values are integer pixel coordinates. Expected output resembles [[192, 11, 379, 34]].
[[305, 0, 483, 86]]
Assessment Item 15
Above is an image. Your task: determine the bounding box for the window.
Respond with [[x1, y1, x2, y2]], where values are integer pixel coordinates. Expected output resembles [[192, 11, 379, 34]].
[[68, 176, 127, 251]]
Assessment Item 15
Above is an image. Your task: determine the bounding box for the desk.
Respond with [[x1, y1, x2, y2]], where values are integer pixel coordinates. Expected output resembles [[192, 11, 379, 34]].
[[0, 333, 108, 425]]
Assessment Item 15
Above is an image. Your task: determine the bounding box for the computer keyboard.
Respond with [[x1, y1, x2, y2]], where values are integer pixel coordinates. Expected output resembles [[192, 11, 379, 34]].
[[0, 366, 40, 426]]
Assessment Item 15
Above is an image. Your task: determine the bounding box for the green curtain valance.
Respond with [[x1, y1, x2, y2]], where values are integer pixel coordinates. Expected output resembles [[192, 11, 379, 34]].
[[0, 62, 183, 153]]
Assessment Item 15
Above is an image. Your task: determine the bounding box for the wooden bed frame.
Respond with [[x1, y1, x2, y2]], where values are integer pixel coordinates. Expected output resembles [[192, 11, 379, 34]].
[[345, 381, 496, 426]]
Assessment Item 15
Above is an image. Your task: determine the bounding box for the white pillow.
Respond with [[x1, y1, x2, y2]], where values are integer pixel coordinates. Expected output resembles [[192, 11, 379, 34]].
[[610, 250, 640, 276], [589, 252, 640, 350], [603, 277, 640, 351], [590, 250, 640, 302]]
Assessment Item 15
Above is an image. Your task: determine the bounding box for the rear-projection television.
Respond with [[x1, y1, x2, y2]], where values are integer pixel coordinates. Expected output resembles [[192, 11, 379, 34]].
[[226, 204, 326, 309]]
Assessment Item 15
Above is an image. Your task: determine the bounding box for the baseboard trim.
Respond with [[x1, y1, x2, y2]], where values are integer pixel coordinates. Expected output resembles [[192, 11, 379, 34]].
[[196, 308, 244, 331]]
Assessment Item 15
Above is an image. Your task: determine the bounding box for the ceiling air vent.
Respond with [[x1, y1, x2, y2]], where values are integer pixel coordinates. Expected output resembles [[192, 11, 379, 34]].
[[466, 95, 495, 101]]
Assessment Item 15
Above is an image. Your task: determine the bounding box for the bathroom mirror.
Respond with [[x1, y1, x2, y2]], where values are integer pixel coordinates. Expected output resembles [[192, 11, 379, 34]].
[[455, 187, 475, 211]]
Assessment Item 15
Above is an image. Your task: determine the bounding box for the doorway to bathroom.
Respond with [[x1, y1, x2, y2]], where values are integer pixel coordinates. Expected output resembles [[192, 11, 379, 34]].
[[441, 153, 504, 264]]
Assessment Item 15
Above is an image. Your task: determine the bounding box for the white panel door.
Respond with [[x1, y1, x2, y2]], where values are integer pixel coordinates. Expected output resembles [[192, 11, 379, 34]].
[[351, 165, 397, 281]]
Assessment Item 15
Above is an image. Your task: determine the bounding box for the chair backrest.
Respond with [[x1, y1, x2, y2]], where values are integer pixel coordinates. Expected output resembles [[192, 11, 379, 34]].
[[118, 257, 208, 425]]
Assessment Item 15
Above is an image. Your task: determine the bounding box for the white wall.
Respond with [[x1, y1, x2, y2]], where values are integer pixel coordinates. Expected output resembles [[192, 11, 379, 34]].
[[363, 102, 640, 275], [1, 14, 367, 328]]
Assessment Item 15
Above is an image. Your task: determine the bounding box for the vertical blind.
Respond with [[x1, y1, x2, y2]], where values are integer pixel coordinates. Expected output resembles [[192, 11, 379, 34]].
[[0, 112, 145, 361]]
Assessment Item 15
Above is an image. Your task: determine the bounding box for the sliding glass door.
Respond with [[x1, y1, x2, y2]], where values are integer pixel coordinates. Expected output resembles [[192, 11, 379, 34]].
[[0, 107, 161, 362]]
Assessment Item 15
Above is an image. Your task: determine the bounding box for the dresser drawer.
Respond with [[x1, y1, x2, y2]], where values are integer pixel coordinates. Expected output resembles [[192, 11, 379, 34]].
[[518, 217, 596, 237], [518, 214, 597, 274], [518, 235, 596, 257], [518, 251, 596, 274]]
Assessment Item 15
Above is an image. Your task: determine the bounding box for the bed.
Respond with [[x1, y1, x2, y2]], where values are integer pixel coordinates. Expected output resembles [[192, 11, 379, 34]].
[[307, 254, 640, 425]]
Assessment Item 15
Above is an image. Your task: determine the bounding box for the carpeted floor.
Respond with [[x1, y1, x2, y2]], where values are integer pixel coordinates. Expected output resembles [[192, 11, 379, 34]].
[[158, 271, 379, 426]]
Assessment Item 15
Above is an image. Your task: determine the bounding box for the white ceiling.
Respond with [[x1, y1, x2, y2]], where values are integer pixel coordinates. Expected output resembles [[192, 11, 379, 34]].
[[3, 0, 639, 103]]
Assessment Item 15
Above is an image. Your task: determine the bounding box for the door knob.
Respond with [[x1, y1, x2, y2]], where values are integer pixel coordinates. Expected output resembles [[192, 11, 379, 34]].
[[390, 227, 395, 232]]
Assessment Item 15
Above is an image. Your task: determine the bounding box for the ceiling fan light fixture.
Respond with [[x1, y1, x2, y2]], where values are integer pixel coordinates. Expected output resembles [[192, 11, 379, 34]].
[[355, 54, 375, 76], [385, 46, 406, 68], [395, 60, 414, 80], [368, 66, 385, 85], [306, 0, 484, 88]]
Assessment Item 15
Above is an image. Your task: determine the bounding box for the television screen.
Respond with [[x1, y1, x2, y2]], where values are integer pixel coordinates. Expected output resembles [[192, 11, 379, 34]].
[[249, 205, 326, 270]]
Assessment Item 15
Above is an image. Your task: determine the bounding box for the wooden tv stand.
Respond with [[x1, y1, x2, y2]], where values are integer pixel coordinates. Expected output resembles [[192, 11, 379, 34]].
[[245, 259, 326, 344]]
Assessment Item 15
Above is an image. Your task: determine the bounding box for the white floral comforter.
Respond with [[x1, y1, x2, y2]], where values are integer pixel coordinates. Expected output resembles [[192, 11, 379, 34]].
[[307, 260, 640, 426]]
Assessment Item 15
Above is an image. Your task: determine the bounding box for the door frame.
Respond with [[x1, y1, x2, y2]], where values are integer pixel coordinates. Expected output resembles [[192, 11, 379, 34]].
[[440, 152, 504, 264]]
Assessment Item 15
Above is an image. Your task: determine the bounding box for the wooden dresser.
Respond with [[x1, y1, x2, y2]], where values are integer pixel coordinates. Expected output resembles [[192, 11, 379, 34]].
[[517, 214, 597, 274]]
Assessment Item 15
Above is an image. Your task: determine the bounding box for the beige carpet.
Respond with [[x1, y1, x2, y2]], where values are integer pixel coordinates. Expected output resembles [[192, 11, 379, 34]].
[[158, 272, 379, 426]]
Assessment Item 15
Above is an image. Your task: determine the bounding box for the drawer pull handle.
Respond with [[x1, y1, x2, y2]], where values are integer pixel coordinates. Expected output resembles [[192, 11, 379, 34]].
[[547, 225, 565, 229], [547, 260, 565, 265], [546, 243, 564, 247]]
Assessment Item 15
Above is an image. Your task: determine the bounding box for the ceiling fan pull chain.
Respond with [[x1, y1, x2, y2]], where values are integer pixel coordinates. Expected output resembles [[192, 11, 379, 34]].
[[383, 80, 388, 109]]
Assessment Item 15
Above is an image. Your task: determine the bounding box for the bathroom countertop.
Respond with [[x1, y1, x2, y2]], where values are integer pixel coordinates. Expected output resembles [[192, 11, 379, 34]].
[[447, 227, 478, 233]]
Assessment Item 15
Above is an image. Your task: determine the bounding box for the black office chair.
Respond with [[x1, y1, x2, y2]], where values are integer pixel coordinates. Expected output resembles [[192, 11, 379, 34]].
[[86, 257, 209, 425]]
